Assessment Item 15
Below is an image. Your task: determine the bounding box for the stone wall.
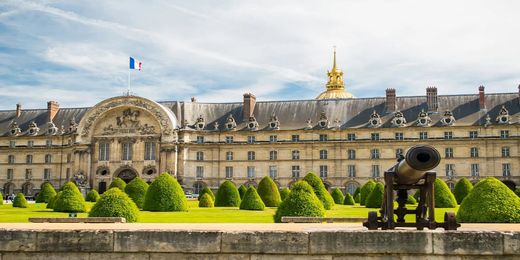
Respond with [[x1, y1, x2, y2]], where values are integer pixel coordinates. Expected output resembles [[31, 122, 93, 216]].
[[0, 229, 518, 259]]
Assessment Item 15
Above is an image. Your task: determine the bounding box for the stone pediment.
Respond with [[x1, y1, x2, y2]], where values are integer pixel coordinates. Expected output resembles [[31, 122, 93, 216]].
[[96, 108, 159, 136]]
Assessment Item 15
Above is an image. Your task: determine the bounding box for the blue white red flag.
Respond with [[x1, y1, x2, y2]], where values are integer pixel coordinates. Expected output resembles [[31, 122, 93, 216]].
[[129, 57, 142, 70]]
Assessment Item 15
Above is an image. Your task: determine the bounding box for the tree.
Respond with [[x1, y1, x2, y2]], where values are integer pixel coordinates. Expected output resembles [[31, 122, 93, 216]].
[[124, 177, 149, 209], [280, 187, 291, 201], [36, 182, 57, 203], [53, 181, 86, 212], [85, 189, 101, 202], [365, 182, 384, 208], [331, 188, 345, 204], [109, 177, 127, 191], [89, 188, 140, 222], [434, 178, 457, 208], [257, 176, 282, 207], [360, 180, 376, 206], [143, 173, 187, 211], [303, 172, 335, 210], [214, 180, 241, 207], [453, 178, 473, 204], [13, 193, 28, 208], [198, 186, 215, 201], [239, 186, 265, 211], [238, 185, 247, 200], [274, 181, 325, 223], [343, 193, 355, 205], [198, 193, 214, 208]]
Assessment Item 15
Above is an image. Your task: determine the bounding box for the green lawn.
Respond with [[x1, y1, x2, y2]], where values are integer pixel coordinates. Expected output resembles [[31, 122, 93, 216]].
[[0, 200, 459, 223]]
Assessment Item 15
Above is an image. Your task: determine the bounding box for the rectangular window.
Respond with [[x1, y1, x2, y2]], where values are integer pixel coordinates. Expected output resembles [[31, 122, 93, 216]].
[[469, 131, 478, 139], [371, 149, 380, 159], [319, 134, 328, 141], [45, 154, 52, 164], [291, 135, 300, 142], [269, 135, 278, 143], [445, 147, 454, 158], [371, 133, 380, 141], [269, 150, 278, 160], [46, 140, 52, 147], [395, 132, 404, 140], [27, 140, 34, 148], [247, 166, 255, 178], [470, 164, 479, 177], [7, 169, 13, 180], [196, 151, 204, 161], [99, 143, 110, 161], [122, 142, 133, 161], [269, 165, 278, 179], [26, 155, 33, 164], [319, 165, 328, 178], [292, 150, 300, 160], [196, 166, 204, 178], [347, 165, 356, 177], [419, 132, 428, 140], [502, 147, 510, 158], [500, 130, 509, 139], [196, 136, 204, 144], [25, 169, 32, 180], [319, 150, 328, 160], [396, 149, 403, 159], [225, 166, 233, 179], [502, 163, 511, 177], [9, 140, 15, 148], [470, 147, 479, 158], [247, 136, 255, 144], [291, 166, 300, 178], [226, 151, 233, 161], [446, 164, 455, 177], [67, 153, 71, 163], [347, 149, 356, 160], [8, 155, 14, 164], [247, 151, 255, 161], [66, 168, 70, 180], [225, 136, 233, 144], [44, 168, 51, 180], [444, 131, 453, 139], [347, 133, 356, 141], [372, 165, 380, 178], [144, 142, 156, 160]]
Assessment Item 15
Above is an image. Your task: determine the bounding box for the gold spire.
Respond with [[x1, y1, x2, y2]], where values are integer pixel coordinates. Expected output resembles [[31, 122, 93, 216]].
[[316, 47, 354, 99]]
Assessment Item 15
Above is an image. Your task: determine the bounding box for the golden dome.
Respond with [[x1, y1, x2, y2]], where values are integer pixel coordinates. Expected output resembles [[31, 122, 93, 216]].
[[316, 48, 354, 100]]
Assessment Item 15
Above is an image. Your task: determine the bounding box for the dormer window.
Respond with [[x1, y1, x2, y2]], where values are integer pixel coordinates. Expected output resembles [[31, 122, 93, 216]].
[[9, 121, 21, 136], [194, 115, 205, 130], [440, 111, 456, 126], [225, 114, 237, 131], [416, 109, 432, 127], [368, 111, 382, 128], [27, 121, 40, 136], [46, 122, 58, 135], [317, 111, 329, 129], [496, 106, 510, 124], [391, 111, 407, 127], [247, 116, 259, 131], [268, 113, 280, 130]]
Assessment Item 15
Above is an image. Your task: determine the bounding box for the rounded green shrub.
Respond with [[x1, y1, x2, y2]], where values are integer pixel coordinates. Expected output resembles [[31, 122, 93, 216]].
[[124, 177, 149, 209], [53, 181, 86, 212], [434, 178, 457, 208], [143, 173, 187, 211], [457, 177, 520, 223], [85, 189, 100, 202], [36, 182, 57, 203], [360, 180, 376, 206], [280, 187, 291, 201], [198, 193, 214, 207], [365, 182, 384, 208], [343, 193, 355, 205], [240, 186, 265, 211], [198, 186, 215, 201], [353, 187, 360, 200], [238, 185, 247, 200], [46, 192, 58, 209], [406, 195, 417, 205], [331, 188, 345, 204], [516, 188, 520, 197], [88, 188, 139, 222], [274, 181, 325, 223], [13, 193, 28, 208], [215, 180, 241, 207], [354, 193, 360, 203], [303, 172, 335, 210], [109, 177, 127, 191], [453, 178, 473, 204], [257, 176, 282, 207], [0, 192, 3, 205]]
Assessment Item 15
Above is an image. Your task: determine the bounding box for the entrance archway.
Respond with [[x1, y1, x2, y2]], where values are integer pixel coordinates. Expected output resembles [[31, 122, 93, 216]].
[[22, 182, 34, 196], [116, 168, 138, 183], [3, 182, 15, 196], [98, 181, 107, 194]]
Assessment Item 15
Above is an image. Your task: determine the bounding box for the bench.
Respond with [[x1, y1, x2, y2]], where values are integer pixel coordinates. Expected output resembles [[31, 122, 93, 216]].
[[28, 217, 126, 223], [281, 217, 367, 223]]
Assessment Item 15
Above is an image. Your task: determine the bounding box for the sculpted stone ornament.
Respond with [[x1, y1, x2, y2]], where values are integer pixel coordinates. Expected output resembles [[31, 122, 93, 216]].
[[268, 113, 280, 130], [317, 111, 329, 128], [116, 108, 140, 128], [213, 122, 219, 131], [46, 122, 59, 136], [73, 172, 88, 188], [194, 115, 205, 131], [27, 121, 40, 136], [333, 119, 341, 129], [8, 121, 21, 136], [225, 114, 237, 131], [305, 118, 313, 130], [484, 114, 492, 127], [440, 110, 456, 126], [69, 117, 78, 133], [496, 106, 511, 124], [391, 111, 407, 127], [247, 116, 259, 131], [101, 108, 157, 135], [368, 111, 382, 128], [416, 109, 432, 127]]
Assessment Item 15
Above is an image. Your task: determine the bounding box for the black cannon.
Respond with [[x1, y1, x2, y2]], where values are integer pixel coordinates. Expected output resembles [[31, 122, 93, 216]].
[[363, 145, 459, 230]]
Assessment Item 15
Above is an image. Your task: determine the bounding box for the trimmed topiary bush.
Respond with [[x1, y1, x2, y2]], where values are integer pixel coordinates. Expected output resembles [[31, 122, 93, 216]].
[[457, 177, 520, 223], [46, 192, 58, 209], [434, 178, 457, 208], [280, 187, 291, 201], [53, 181, 86, 212], [0, 192, 3, 205], [124, 177, 149, 209], [331, 188, 345, 204], [198, 193, 214, 207], [303, 172, 335, 210], [257, 176, 282, 207], [516, 188, 520, 197], [406, 195, 417, 205], [453, 178, 473, 204], [240, 186, 265, 211], [13, 193, 28, 208], [343, 193, 355, 205], [143, 173, 187, 211], [365, 182, 384, 208], [89, 188, 139, 222], [36, 182, 57, 203], [354, 193, 360, 203], [353, 187, 360, 200], [215, 180, 241, 207], [109, 177, 127, 191], [85, 189, 100, 202], [274, 181, 325, 223], [198, 186, 215, 201], [360, 180, 376, 206], [238, 185, 247, 200]]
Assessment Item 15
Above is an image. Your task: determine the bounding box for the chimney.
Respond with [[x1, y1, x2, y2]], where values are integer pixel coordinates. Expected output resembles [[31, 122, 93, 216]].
[[479, 85, 486, 110], [16, 103, 21, 118], [47, 101, 59, 122], [243, 93, 256, 121], [426, 87, 438, 112], [385, 88, 396, 112]]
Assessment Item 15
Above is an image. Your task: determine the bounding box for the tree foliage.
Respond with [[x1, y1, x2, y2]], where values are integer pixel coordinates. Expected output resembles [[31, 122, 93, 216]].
[[143, 173, 187, 211], [434, 178, 457, 208], [365, 182, 384, 208], [198, 186, 215, 201], [360, 180, 376, 206], [280, 187, 291, 201], [331, 188, 345, 204], [124, 177, 149, 209], [214, 180, 241, 207], [36, 182, 57, 203], [53, 181, 86, 212], [274, 181, 325, 223], [13, 193, 28, 208], [89, 188, 140, 222], [343, 193, 355, 205], [453, 178, 473, 204], [239, 186, 265, 211], [198, 193, 214, 208], [303, 172, 334, 210], [85, 189, 101, 202], [238, 185, 247, 200], [257, 176, 282, 207], [109, 177, 127, 191]]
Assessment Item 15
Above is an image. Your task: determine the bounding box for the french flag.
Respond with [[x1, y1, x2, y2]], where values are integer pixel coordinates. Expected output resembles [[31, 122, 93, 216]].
[[129, 57, 142, 70]]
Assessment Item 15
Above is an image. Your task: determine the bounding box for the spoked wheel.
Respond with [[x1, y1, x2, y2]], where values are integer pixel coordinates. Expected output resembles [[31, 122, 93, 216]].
[[366, 211, 379, 230], [443, 212, 459, 230]]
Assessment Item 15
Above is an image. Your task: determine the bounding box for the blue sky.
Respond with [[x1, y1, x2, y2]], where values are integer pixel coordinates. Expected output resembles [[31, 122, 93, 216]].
[[0, 0, 519, 109]]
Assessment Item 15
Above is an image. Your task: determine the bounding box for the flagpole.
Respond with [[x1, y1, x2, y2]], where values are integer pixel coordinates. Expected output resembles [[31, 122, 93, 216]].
[[127, 69, 130, 96]]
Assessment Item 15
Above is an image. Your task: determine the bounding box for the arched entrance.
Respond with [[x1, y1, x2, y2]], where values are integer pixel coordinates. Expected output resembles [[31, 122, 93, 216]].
[[3, 182, 15, 196], [98, 181, 107, 194], [22, 182, 34, 196], [115, 166, 138, 183], [344, 182, 359, 195], [193, 181, 206, 194]]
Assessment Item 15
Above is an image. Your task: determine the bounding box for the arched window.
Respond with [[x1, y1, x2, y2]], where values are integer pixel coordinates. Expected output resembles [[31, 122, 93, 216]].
[[346, 182, 358, 195]]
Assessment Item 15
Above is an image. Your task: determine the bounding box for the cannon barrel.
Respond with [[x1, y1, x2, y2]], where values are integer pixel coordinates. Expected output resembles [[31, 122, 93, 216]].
[[394, 145, 441, 185]]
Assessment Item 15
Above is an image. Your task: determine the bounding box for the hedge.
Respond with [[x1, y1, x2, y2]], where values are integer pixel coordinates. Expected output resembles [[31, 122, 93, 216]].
[[303, 172, 335, 210], [280, 187, 291, 201], [453, 178, 473, 204], [457, 177, 520, 223], [124, 177, 149, 209], [198, 186, 215, 201], [406, 195, 417, 205], [257, 176, 282, 207], [46, 193, 58, 209], [343, 193, 355, 205], [109, 177, 127, 191], [274, 181, 325, 223], [240, 186, 265, 211], [365, 182, 384, 208], [85, 189, 100, 202], [13, 193, 28, 208], [88, 188, 139, 222], [36, 182, 57, 203], [238, 185, 247, 200], [53, 181, 86, 212], [199, 193, 214, 208], [434, 178, 457, 208], [331, 188, 345, 204], [360, 180, 376, 206], [143, 173, 187, 211], [215, 180, 241, 207]]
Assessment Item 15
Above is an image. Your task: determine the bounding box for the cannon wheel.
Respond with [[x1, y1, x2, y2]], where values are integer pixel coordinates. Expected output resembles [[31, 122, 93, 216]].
[[444, 212, 458, 230], [366, 211, 379, 230]]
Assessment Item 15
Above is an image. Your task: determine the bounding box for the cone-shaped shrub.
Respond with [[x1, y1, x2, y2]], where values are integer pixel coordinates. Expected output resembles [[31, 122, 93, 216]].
[[85, 189, 100, 202], [240, 186, 265, 211], [215, 180, 241, 207], [198, 186, 215, 201], [453, 178, 473, 204], [365, 182, 384, 208], [89, 188, 139, 222], [238, 185, 247, 200], [457, 177, 520, 222], [406, 195, 417, 205], [354, 193, 360, 203], [257, 176, 282, 207], [46, 192, 58, 209], [36, 182, 57, 203], [516, 188, 520, 197], [13, 193, 28, 208], [343, 193, 355, 205], [53, 181, 86, 212], [0, 192, 3, 205], [143, 173, 187, 211], [353, 187, 360, 200], [331, 188, 345, 204], [109, 177, 127, 190], [434, 178, 457, 208], [124, 177, 149, 209], [198, 193, 214, 207], [303, 172, 335, 210], [274, 181, 325, 223], [280, 187, 291, 201], [360, 180, 376, 206]]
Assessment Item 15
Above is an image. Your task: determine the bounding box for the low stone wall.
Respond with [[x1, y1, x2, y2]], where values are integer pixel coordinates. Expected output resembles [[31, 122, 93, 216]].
[[0, 228, 518, 259]]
